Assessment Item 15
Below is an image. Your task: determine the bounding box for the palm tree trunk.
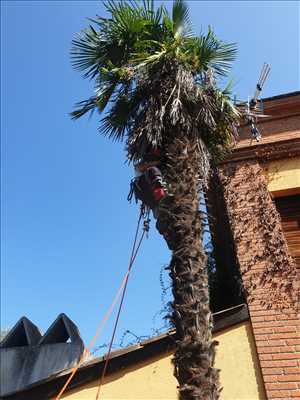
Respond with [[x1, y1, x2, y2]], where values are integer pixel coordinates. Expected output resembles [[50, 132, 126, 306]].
[[158, 135, 220, 400]]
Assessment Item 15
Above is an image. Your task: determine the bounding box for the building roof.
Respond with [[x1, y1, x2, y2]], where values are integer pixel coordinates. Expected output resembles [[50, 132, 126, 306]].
[[261, 90, 300, 103], [1, 304, 249, 400], [0, 314, 84, 399], [222, 90, 300, 164]]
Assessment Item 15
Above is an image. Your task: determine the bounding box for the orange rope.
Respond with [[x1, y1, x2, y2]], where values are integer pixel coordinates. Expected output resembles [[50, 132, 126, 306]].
[[95, 226, 147, 400], [55, 210, 144, 400]]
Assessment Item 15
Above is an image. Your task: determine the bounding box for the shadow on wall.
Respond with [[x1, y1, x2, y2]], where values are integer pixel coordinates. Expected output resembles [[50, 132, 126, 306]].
[[245, 322, 267, 400]]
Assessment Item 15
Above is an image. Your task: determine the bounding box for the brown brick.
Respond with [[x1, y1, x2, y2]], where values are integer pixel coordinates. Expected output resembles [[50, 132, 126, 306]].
[[264, 375, 279, 383], [282, 320, 300, 326], [261, 354, 273, 361], [265, 315, 278, 322], [252, 322, 269, 329], [266, 389, 292, 398], [252, 320, 298, 328], [278, 375, 300, 382], [268, 333, 300, 340], [255, 334, 269, 341], [277, 315, 299, 321], [250, 305, 269, 312], [266, 382, 298, 390], [287, 340, 300, 346], [280, 346, 297, 353], [290, 389, 300, 397], [259, 346, 282, 354], [252, 316, 266, 323], [256, 340, 269, 348], [269, 340, 287, 347], [272, 353, 300, 360], [262, 367, 284, 375], [265, 398, 285, 400], [261, 360, 298, 368], [254, 327, 275, 334], [252, 310, 281, 317], [283, 367, 300, 374], [274, 327, 298, 333]]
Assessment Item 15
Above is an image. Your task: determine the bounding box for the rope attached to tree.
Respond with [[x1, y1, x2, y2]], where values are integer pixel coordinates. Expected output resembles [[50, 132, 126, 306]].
[[55, 208, 149, 400], [95, 213, 150, 399]]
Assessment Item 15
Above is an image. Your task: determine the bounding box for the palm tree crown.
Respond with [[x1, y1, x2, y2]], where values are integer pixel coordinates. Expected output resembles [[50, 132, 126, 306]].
[[71, 0, 239, 165]]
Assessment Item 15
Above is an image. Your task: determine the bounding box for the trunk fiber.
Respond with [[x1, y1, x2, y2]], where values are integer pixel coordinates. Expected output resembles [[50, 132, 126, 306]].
[[158, 135, 220, 400]]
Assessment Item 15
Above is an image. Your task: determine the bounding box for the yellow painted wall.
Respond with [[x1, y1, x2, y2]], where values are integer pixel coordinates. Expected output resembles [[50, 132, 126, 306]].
[[264, 157, 300, 196], [61, 322, 265, 400]]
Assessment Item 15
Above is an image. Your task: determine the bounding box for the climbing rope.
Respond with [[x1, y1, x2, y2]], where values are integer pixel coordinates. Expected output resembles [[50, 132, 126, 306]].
[[95, 214, 150, 399], [55, 208, 149, 400]]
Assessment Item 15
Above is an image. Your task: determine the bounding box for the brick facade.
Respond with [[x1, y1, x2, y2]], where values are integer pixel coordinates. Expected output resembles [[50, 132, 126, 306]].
[[219, 160, 300, 399], [213, 92, 300, 400]]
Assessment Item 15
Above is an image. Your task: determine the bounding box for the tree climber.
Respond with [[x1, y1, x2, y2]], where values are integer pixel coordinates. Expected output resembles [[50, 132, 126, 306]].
[[128, 148, 173, 249]]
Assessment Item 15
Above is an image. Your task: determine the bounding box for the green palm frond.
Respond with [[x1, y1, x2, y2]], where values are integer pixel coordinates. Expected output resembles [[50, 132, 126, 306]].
[[184, 28, 237, 76], [100, 94, 135, 141], [202, 27, 237, 76], [95, 80, 118, 112], [70, 97, 98, 120], [141, 0, 165, 26], [132, 48, 167, 70], [104, 0, 147, 36], [172, 0, 193, 39], [71, 26, 103, 79], [71, 0, 239, 159]]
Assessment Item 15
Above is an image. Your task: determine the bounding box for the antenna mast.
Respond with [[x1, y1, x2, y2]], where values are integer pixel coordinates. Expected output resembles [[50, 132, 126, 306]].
[[242, 63, 271, 142]]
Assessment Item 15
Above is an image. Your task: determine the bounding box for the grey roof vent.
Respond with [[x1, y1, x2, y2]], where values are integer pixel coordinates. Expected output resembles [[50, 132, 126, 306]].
[[0, 314, 84, 397], [39, 313, 83, 345], [0, 317, 42, 348]]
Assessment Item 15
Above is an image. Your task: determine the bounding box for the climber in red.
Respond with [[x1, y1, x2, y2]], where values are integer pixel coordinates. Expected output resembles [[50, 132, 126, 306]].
[[128, 147, 173, 249], [132, 147, 167, 212]]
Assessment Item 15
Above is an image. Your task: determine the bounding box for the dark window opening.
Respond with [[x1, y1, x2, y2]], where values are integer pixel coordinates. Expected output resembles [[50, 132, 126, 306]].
[[204, 185, 245, 313], [274, 194, 300, 272]]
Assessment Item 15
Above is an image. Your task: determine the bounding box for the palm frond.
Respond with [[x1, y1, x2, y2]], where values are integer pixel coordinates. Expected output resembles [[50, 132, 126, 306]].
[[71, 0, 240, 159], [100, 95, 133, 141], [222, 78, 235, 97], [132, 48, 167, 69], [141, 0, 165, 26], [95, 80, 118, 112], [183, 28, 237, 76], [203, 27, 237, 76], [172, 0, 193, 39], [71, 26, 103, 79], [70, 97, 98, 120]]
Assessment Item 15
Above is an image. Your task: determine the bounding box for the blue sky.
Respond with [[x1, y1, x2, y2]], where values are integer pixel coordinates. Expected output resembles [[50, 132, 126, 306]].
[[1, 1, 299, 350]]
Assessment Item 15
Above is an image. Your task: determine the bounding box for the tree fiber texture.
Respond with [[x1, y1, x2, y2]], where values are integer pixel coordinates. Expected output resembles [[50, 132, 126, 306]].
[[158, 135, 221, 400]]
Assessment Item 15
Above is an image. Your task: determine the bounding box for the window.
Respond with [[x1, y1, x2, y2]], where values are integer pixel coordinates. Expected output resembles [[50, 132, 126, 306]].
[[275, 194, 300, 272]]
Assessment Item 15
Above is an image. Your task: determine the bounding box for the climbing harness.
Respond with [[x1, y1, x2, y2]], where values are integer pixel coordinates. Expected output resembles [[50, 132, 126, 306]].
[[55, 208, 149, 400], [128, 166, 167, 210]]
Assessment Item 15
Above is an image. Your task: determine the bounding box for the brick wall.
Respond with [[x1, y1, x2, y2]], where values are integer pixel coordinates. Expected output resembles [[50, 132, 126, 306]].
[[218, 160, 300, 400]]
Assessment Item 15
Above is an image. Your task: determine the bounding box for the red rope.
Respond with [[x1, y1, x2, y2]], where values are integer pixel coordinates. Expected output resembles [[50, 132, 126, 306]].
[[95, 220, 147, 399], [55, 210, 144, 400]]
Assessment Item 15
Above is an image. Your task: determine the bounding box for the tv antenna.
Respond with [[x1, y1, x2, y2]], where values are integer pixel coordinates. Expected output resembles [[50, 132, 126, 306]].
[[249, 62, 271, 111], [240, 63, 271, 141]]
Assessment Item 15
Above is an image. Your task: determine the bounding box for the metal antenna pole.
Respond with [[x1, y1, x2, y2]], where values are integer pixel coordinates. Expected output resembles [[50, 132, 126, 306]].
[[251, 63, 271, 108]]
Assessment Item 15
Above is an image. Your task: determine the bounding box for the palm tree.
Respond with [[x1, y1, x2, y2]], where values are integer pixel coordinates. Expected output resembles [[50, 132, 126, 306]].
[[71, 1, 239, 399]]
